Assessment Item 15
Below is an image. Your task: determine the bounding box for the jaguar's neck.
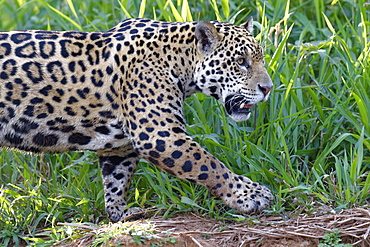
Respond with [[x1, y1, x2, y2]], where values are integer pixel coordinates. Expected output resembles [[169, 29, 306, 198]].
[[111, 20, 203, 99]]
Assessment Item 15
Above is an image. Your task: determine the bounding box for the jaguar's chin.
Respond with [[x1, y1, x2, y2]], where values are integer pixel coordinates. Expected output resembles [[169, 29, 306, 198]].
[[230, 111, 251, 122], [225, 94, 254, 122]]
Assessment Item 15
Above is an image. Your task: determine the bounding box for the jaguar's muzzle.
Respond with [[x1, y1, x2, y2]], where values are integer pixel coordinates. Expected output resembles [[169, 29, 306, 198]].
[[224, 94, 254, 122]]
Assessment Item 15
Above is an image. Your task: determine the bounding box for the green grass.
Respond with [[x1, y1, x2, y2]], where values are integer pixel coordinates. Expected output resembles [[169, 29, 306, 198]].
[[0, 0, 369, 246]]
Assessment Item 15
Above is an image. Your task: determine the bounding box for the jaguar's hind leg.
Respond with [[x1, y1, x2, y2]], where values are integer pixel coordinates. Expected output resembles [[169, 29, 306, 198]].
[[98, 144, 143, 222]]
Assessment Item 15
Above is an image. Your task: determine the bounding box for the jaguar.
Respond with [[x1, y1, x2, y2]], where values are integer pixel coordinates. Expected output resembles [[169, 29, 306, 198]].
[[0, 17, 273, 222]]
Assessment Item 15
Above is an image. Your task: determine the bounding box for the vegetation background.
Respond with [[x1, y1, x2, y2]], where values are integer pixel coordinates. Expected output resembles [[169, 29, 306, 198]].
[[0, 0, 369, 246]]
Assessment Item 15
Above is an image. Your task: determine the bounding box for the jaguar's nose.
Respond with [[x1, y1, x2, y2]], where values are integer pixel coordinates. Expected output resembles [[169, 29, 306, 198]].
[[258, 84, 272, 96]]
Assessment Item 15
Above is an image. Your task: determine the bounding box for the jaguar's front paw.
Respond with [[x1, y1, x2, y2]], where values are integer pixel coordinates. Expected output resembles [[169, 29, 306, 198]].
[[222, 175, 273, 213]]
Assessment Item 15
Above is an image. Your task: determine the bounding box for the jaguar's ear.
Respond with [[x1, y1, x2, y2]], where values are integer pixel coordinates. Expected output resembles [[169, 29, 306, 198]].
[[195, 21, 221, 54], [242, 16, 253, 34]]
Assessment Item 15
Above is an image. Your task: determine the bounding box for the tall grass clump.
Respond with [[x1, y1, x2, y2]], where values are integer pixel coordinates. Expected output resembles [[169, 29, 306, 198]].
[[0, 0, 369, 245]]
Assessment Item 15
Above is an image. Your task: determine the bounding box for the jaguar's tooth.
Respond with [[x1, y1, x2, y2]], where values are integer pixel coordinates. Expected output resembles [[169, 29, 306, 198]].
[[240, 103, 245, 109]]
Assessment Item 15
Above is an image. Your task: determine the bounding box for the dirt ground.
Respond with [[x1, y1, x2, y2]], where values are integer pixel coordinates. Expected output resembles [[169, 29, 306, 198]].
[[56, 208, 370, 247]]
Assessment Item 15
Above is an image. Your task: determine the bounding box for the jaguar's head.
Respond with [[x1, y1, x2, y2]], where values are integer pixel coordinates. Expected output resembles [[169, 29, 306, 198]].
[[194, 18, 272, 122]]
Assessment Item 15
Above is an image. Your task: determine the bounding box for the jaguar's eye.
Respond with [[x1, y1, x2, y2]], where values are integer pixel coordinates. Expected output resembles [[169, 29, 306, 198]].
[[236, 57, 245, 65], [235, 57, 250, 69]]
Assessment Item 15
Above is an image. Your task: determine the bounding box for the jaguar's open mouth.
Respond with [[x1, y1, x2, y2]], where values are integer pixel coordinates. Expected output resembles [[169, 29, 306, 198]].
[[224, 95, 254, 122]]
